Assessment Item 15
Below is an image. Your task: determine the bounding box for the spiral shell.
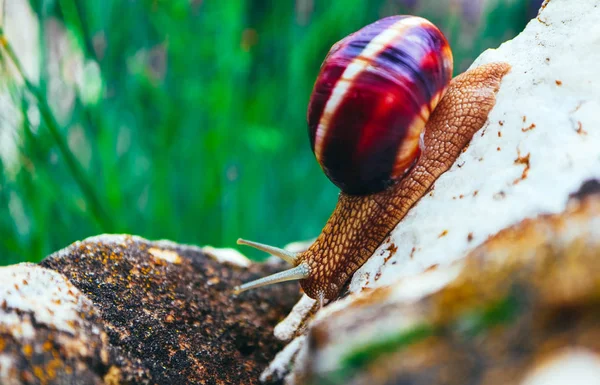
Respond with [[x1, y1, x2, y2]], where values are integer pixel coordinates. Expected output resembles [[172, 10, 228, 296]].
[[307, 15, 453, 195]]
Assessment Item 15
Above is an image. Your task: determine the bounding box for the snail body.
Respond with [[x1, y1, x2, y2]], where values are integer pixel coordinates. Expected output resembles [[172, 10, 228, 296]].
[[235, 16, 510, 302]]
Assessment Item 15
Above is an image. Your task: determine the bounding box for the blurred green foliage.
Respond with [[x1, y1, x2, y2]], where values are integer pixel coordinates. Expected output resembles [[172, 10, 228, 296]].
[[0, 0, 541, 264]]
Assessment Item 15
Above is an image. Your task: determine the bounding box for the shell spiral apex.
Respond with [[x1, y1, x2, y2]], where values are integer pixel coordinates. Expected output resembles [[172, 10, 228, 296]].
[[308, 15, 454, 195]]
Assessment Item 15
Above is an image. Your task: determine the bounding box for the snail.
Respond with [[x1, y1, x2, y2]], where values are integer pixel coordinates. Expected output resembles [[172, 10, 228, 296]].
[[234, 15, 510, 303]]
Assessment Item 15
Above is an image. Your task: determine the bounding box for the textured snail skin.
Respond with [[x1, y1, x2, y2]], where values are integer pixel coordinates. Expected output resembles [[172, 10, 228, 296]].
[[298, 62, 512, 300]]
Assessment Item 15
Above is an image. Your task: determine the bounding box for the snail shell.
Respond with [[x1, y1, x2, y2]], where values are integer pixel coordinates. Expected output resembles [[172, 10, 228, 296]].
[[234, 15, 511, 302], [308, 16, 453, 195]]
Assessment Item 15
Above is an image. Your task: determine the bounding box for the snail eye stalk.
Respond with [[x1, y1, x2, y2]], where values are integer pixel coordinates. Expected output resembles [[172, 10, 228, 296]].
[[234, 238, 309, 294], [233, 263, 310, 294], [237, 238, 300, 265]]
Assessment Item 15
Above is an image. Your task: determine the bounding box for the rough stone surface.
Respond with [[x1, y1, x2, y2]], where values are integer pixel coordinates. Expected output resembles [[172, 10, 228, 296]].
[[0, 263, 117, 385], [0, 234, 301, 385], [298, 191, 600, 385]]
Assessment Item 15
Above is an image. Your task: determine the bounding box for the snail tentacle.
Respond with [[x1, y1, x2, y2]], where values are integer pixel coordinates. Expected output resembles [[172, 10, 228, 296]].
[[233, 263, 310, 294], [237, 238, 300, 265]]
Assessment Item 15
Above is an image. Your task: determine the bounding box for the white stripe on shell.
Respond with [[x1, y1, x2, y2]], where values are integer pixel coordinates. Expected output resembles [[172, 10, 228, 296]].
[[313, 16, 432, 163]]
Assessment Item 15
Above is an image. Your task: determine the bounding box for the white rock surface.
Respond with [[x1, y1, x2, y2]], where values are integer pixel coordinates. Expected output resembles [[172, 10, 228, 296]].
[[274, 294, 316, 341], [0, 263, 96, 335], [260, 336, 307, 383], [318, 262, 462, 322], [270, 0, 600, 382], [0, 263, 108, 381], [521, 349, 600, 385], [201, 245, 252, 267], [350, 0, 600, 293]]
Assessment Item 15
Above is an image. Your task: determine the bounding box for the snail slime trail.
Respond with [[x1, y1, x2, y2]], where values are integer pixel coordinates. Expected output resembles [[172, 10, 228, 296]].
[[234, 15, 511, 301]]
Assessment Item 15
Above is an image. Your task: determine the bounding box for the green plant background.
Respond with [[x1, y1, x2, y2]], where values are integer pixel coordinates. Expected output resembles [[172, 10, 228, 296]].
[[0, 0, 542, 264]]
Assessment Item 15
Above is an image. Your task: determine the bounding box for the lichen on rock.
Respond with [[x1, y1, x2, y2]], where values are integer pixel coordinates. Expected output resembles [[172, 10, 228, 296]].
[[0, 235, 300, 384], [41, 234, 300, 384]]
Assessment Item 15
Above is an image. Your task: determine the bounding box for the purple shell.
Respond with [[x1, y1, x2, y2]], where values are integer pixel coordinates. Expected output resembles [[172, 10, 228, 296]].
[[307, 15, 453, 195]]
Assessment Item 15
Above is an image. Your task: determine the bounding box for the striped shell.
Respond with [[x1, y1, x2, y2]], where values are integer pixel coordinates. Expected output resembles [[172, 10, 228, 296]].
[[308, 15, 454, 195]]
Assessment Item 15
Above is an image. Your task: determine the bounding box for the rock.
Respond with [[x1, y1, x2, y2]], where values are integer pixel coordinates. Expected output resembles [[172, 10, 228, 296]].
[[2, 1, 598, 383], [0, 235, 300, 384], [0, 263, 117, 385], [351, 0, 600, 297], [269, 0, 600, 382], [298, 189, 600, 384]]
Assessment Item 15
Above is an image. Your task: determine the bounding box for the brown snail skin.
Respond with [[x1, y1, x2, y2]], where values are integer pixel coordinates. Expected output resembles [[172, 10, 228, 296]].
[[234, 16, 511, 303]]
